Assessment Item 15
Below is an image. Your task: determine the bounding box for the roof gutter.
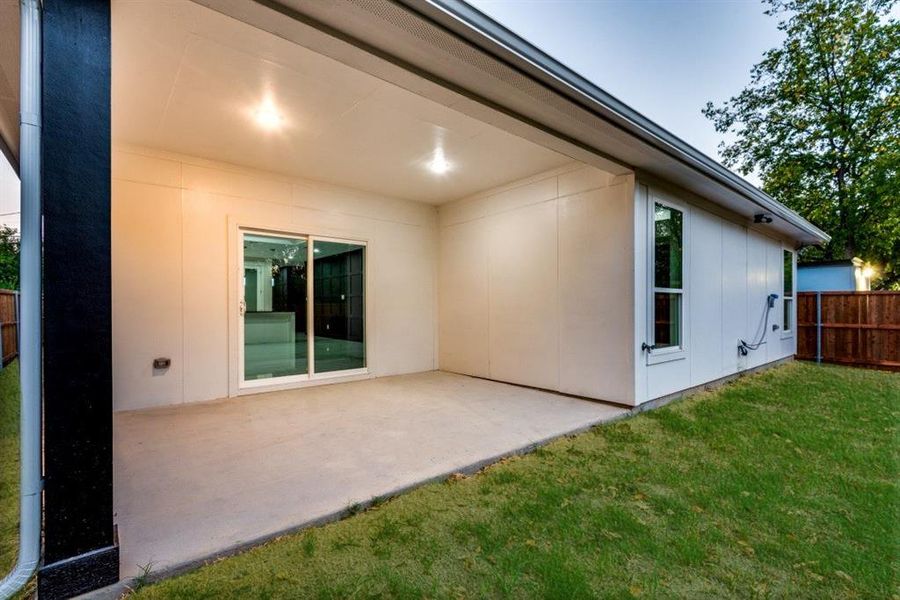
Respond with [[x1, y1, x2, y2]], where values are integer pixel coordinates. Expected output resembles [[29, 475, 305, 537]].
[[406, 0, 830, 245]]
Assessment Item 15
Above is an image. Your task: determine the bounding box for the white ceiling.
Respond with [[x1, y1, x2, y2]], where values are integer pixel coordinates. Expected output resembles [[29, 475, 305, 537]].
[[111, 0, 572, 204]]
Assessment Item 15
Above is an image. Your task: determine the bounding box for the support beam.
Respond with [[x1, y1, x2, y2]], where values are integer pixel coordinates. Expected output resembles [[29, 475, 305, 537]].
[[38, 0, 117, 597]]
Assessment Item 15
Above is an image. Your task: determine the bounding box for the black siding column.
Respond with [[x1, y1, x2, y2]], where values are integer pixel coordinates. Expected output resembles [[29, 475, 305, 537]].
[[38, 0, 118, 597]]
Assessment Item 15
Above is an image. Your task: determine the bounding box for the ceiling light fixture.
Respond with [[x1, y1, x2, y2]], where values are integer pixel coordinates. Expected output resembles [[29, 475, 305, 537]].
[[253, 97, 283, 131], [427, 148, 452, 175]]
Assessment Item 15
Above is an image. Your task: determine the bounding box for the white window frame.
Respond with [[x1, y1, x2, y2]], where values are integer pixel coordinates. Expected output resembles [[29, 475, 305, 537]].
[[647, 191, 688, 365], [781, 247, 795, 338], [229, 219, 371, 397]]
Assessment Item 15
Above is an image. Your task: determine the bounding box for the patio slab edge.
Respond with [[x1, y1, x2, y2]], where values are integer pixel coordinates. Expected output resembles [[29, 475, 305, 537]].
[[80, 357, 791, 599]]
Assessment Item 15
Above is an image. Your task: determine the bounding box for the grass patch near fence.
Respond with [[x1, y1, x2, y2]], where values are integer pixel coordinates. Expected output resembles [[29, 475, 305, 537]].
[[0, 361, 19, 577]]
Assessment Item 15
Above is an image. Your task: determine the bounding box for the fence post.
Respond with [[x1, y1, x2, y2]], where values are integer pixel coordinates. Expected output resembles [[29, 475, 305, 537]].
[[0, 296, 4, 371], [15, 290, 19, 356], [815, 292, 822, 363]]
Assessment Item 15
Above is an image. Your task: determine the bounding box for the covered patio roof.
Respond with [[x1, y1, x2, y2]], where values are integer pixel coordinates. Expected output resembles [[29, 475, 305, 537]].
[[114, 371, 626, 577], [194, 0, 828, 245], [1, 0, 828, 243], [111, 0, 576, 205]]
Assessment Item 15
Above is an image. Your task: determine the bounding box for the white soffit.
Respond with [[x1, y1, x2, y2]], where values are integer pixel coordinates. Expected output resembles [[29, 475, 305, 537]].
[[112, 0, 576, 204], [0, 0, 19, 167], [195, 0, 826, 245]]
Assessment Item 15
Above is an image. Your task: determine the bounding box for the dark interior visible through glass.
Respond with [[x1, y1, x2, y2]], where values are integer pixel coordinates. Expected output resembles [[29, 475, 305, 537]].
[[243, 234, 309, 380], [783, 250, 793, 295], [313, 240, 365, 373], [653, 202, 683, 349], [654, 203, 683, 290], [654, 292, 682, 348], [242, 234, 367, 381], [783, 250, 793, 330]]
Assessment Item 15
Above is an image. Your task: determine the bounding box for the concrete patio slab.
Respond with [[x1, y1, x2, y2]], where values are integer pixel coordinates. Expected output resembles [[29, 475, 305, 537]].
[[114, 371, 626, 578]]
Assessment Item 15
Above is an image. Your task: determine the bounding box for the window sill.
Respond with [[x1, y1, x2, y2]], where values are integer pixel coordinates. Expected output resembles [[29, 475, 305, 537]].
[[646, 348, 686, 366]]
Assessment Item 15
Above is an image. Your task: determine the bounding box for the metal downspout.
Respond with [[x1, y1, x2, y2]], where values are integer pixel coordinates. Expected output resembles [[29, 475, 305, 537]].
[[0, 0, 43, 597]]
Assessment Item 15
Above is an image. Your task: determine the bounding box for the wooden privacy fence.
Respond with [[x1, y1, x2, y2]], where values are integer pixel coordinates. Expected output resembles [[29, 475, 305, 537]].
[[0, 289, 18, 366], [797, 291, 900, 371]]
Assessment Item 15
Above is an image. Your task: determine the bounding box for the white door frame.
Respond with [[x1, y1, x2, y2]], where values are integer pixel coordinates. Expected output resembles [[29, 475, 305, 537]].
[[228, 217, 371, 397]]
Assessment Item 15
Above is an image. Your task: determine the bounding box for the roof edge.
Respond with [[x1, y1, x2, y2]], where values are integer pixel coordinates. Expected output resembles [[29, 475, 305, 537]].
[[404, 0, 830, 245]]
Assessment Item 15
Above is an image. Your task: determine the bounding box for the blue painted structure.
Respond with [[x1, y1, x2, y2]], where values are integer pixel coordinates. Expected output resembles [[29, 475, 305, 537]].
[[798, 261, 856, 292]]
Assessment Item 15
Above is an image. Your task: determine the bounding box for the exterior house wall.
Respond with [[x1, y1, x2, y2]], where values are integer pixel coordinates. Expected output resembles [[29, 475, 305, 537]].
[[113, 148, 798, 412], [112, 146, 438, 411], [634, 181, 797, 403], [437, 164, 636, 404], [0, 155, 19, 231]]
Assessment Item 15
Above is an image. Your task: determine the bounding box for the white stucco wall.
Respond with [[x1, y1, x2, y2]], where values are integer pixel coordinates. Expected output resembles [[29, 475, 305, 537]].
[[112, 146, 438, 411], [633, 181, 797, 404], [0, 154, 19, 232], [437, 164, 636, 404]]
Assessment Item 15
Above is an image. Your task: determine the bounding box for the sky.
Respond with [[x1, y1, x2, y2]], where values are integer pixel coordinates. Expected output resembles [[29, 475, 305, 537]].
[[467, 0, 787, 185]]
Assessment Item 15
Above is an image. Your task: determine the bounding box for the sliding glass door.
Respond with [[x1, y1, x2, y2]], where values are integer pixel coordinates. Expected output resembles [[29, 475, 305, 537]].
[[313, 240, 366, 373], [240, 230, 365, 387], [241, 233, 310, 382]]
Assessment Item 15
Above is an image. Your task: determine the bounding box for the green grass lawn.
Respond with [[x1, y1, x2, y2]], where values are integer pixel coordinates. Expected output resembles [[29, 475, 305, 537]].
[[1, 361, 34, 600], [130, 362, 898, 599], [0, 361, 19, 579]]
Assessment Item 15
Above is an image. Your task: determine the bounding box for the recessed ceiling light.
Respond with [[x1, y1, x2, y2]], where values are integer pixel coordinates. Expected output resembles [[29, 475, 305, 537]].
[[253, 98, 283, 131], [427, 148, 452, 175]]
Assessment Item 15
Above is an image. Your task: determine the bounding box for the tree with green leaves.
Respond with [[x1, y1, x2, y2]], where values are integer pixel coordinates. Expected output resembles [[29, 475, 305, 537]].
[[703, 0, 899, 288], [0, 226, 18, 291]]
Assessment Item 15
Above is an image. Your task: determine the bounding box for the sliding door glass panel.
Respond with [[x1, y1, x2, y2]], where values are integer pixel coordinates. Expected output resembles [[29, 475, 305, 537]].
[[313, 240, 365, 373], [243, 233, 308, 380]]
